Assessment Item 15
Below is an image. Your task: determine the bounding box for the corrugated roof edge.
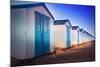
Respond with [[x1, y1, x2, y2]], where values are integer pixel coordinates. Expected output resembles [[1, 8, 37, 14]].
[[72, 26, 79, 30], [83, 30, 86, 33], [79, 29, 83, 32], [54, 19, 71, 26], [54, 20, 67, 25], [11, 3, 54, 19]]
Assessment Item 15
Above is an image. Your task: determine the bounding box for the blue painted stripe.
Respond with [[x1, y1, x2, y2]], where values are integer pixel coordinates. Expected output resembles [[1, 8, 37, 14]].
[[66, 27, 71, 48]]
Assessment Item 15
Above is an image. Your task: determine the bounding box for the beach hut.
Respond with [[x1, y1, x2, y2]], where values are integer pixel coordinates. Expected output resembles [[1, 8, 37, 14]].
[[84, 31, 95, 43], [71, 26, 80, 46], [89, 34, 95, 42], [82, 30, 86, 43], [79, 29, 83, 45], [86, 32, 92, 42], [53, 19, 72, 50], [85, 32, 88, 42], [85, 31, 92, 43], [85, 32, 89, 42], [91, 35, 95, 41], [11, 2, 54, 59], [92, 36, 95, 41]]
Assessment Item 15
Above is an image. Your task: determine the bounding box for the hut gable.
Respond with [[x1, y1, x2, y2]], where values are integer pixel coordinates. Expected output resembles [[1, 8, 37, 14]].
[[54, 19, 71, 26], [79, 29, 83, 32], [83, 31, 86, 33], [11, 2, 54, 19], [72, 26, 79, 30], [54, 20, 68, 25]]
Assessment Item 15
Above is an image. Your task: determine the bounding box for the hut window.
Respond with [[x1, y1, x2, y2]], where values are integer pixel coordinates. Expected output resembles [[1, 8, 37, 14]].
[[37, 14, 41, 32], [45, 18, 49, 32]]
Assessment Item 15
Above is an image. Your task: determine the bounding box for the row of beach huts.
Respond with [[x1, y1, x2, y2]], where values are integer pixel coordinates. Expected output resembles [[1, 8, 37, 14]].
[[11, 2, 95, 60]]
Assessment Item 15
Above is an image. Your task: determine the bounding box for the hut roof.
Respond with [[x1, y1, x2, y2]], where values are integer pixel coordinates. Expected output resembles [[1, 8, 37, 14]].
[[54, 19, 71, 26], [11, 1, 54, 19], [83, 31, 86, 33], [79, 29, 83, 32], [72, 26, 79, 30]]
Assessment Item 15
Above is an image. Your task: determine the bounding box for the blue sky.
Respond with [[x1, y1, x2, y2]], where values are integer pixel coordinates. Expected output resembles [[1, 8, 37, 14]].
[[46, 3, 95, 37]]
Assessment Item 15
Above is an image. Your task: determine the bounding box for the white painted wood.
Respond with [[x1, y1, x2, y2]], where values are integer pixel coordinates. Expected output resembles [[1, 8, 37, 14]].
[[79, 31, 83, 44], [11, 5, 54, 59], [71, 30, 79, 46], [25, 8, 35, 59], [53, 25, 67, 49], [11, 8, 27, 59]]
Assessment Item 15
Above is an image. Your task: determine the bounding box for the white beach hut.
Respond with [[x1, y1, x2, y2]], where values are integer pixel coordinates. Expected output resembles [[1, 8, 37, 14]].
[[11, 2, 54, 60], [53, 20, 72, 50], [71, 26, 80, 46], [79, 29, 83, 45]]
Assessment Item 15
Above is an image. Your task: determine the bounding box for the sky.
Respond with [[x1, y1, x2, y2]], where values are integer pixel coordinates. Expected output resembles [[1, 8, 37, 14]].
[[46, 3, 95, 37], [11, 1, 95, 37]]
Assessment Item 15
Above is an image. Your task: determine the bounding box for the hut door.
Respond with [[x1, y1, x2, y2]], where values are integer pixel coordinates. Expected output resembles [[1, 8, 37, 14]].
[[35, 12, 50, 56], [43, 16, 50, 54], [66, 27, 71, 48]]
